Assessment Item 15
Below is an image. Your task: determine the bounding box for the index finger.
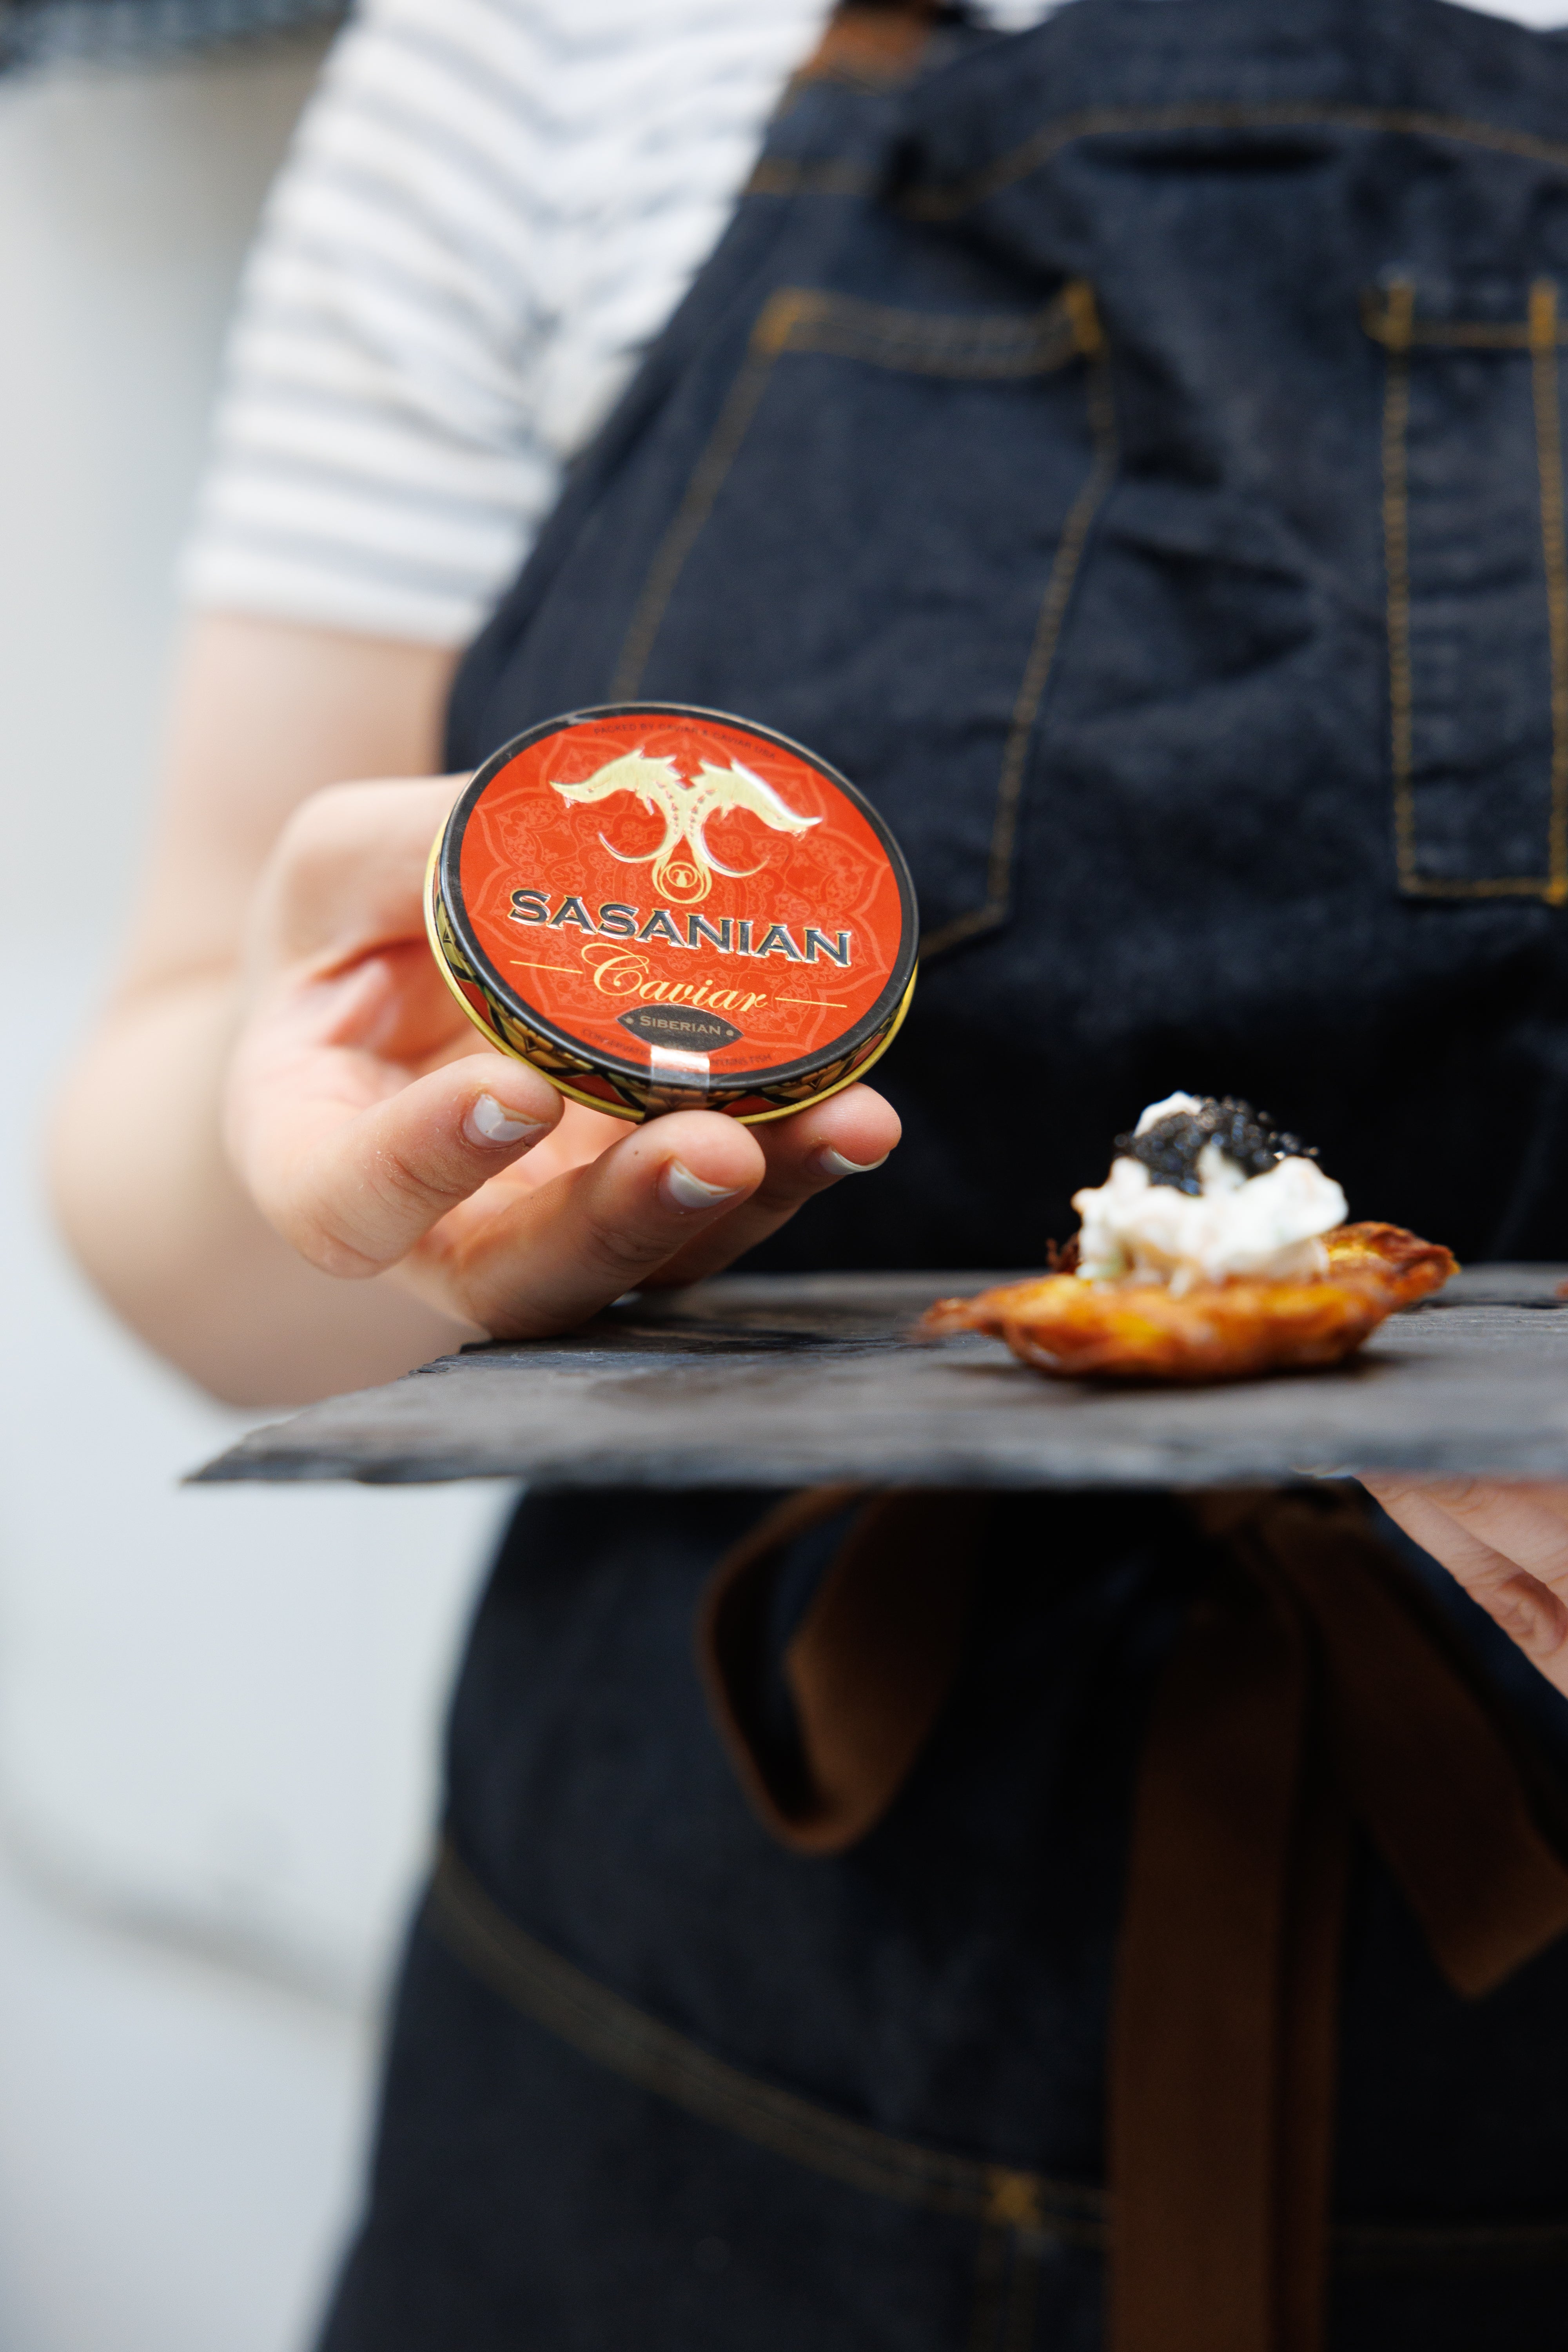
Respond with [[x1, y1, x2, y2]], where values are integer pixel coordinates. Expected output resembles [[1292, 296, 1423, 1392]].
[[645, 1082, 902, 1287]]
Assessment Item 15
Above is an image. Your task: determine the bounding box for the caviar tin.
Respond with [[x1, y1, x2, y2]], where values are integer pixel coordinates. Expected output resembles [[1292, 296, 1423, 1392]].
[[426, 704, 918, 1123]]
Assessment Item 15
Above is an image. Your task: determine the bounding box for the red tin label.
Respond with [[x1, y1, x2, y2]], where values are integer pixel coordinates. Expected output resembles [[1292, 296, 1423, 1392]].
[[451, 709, 911, 1085]]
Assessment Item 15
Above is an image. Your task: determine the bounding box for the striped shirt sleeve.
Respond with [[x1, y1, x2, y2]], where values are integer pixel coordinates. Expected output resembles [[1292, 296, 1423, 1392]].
[[180, 0, 831, 644]]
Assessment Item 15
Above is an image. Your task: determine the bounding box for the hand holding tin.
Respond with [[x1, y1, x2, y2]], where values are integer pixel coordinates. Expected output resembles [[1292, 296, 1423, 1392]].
[[224, 771, 899, 1341]]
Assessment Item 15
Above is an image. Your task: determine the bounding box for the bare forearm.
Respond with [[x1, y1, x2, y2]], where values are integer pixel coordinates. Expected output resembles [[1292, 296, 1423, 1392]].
[[49, 615, 468, 1404], [51, 969, 474, 1405]]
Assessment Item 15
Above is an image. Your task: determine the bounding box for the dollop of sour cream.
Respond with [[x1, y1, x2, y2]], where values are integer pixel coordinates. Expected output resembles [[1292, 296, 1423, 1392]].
[[1073, 1101, 1347, 1295]]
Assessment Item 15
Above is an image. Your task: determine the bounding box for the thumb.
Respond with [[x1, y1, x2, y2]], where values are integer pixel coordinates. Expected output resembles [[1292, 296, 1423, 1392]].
[[250, 773, 467, 976]]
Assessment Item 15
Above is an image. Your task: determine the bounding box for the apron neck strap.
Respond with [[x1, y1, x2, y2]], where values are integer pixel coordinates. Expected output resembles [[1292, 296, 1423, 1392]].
[[798, 0, 947, 86]]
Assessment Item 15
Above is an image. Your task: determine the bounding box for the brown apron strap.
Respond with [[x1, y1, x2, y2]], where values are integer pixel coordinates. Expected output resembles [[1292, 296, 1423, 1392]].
[[697, 1486, 991, 1855], [1108, 1518, 1347, 2352], [796, 0, 944, 86], [1263, 1499, 1568, 1995], [1112, 1485, 1568, 2352]]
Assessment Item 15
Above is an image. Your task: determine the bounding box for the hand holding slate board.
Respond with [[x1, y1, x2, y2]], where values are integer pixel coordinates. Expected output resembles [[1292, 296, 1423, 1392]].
[[193, 1265, 1568, 1490]]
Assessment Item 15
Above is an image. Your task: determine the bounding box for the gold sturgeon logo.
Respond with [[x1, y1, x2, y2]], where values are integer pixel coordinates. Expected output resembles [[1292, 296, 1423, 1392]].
[[551, 751, 820, 906]]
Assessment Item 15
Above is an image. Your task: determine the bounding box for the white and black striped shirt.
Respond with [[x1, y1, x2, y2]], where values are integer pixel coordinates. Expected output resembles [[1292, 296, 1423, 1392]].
[[182, 0, 1568, 646]]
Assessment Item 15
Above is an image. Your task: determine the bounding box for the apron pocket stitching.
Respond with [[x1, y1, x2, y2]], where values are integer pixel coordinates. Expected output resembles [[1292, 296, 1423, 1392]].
[[1371, 274, 1568, 901], [612, 279, 1113, 957]]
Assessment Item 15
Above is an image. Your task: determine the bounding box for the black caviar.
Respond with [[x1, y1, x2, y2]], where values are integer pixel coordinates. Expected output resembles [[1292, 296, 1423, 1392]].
[[1114, 1096, 1317, 1197]]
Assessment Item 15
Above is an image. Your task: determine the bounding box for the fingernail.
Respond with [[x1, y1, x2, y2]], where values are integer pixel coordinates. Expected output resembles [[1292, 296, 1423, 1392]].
[[661, 1158, 745, 1212], [464, 1093, 549, 1148], [814, 1147, 889, 1179]]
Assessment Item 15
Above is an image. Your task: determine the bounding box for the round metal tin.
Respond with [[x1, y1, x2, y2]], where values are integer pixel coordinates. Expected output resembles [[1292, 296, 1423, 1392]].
[[426, 703, 919, 1123]]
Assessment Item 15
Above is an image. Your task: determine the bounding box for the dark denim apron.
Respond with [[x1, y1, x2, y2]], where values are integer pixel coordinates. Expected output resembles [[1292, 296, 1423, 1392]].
[[319, 3, 1568, 2345]]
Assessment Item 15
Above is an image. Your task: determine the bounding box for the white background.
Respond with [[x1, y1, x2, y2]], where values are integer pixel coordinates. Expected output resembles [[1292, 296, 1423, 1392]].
[[0, 36, 507, 2351]]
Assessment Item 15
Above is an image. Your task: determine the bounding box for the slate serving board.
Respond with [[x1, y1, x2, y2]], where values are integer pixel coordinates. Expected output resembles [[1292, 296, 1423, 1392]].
[[191, 1264, 1568, 1491]]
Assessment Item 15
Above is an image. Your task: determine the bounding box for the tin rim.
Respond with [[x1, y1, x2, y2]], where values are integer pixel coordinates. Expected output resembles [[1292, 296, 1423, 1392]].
[[425, 848, 916, 1124], [433, 703, 919, 1116]]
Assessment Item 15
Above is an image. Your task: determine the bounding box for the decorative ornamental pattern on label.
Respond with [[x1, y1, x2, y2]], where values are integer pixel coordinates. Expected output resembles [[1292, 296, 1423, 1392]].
[[426, 704, 919, 1123]]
